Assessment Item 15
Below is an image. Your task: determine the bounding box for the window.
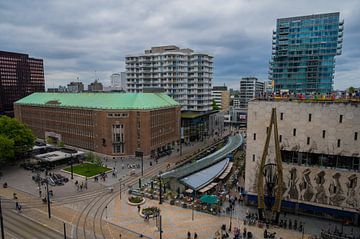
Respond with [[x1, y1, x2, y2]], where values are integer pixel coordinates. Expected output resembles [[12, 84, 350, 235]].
[[339, 115, 343, 123], [355, 132, 358, 141], [337, 139, 341, 147], [308, 114, 312, 122], [253, 154, 255, 162], [280, 113, 283, 120], [253, 133, 256, 140], [322, 130, 326, 139], [307, 137, 310, 145], [293, 128, 296, 136], [279, 135, 282, 143]]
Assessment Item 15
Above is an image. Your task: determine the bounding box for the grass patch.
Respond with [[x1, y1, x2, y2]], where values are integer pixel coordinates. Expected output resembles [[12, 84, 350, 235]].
[[63, 163, 111, 177]]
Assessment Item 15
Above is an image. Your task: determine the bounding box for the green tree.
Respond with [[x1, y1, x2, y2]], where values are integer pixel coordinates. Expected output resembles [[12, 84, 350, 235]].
[[0, 116, 35, 160], [0, 135, 14, 164], [348, 86, 355, 94], [212, 100, 220, 110]]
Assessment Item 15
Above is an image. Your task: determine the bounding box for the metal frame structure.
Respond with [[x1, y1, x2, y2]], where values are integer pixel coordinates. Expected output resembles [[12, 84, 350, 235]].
[[257, 108, 283, 222]]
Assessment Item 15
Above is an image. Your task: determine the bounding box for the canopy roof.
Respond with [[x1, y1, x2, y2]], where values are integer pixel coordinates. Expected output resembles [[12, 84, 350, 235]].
[[15, 93, 180, 110], [180, 159, 229, 190], [161, 134, 243, 179]]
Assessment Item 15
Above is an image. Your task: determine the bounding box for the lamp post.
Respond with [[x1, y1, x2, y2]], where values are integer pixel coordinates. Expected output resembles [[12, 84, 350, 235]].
[[0, 197, 4, 239], [63, 222, 67, 239], [158, 174, 162, 205], [46, 179, 51, 219], [70, 154, 74, 180], [192, 190, 196, 221]]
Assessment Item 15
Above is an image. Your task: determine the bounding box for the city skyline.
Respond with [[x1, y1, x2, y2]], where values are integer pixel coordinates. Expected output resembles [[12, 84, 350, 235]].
[[1, 0, 359, 90]]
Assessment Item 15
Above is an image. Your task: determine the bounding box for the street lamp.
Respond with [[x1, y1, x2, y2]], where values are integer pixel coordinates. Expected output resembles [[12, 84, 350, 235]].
[[158, 173, 162, 205], [69, 154, 74, 180]]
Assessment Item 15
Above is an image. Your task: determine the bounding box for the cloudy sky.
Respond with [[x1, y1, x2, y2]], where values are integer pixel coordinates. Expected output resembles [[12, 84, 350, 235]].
[[1, 0, 359, 90]]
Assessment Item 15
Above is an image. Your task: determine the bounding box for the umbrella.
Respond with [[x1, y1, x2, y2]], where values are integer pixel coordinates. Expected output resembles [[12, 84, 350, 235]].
[[199, 194, 219, 204]]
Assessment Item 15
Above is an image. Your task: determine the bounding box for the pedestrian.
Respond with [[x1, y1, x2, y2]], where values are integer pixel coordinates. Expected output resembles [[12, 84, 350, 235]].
[[187, 231, 191, 239], [122, 163, 125, 170], [119, 233, 122, 239], [137, 205, 141, 212], [80, 182, 83, 191], [39, 189, 42, 197], [194, 232, 198, 239]]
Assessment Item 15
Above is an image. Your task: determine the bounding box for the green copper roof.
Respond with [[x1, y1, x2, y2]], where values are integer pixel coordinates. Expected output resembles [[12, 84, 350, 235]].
[[15, 93, 180, 110]]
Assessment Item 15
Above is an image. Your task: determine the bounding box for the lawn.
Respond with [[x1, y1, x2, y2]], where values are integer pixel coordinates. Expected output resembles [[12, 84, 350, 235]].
[[63, 163, 111, 177]]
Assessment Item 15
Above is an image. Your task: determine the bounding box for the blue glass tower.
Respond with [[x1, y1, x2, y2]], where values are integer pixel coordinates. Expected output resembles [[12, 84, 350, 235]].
[[269, 12, 344, 94]]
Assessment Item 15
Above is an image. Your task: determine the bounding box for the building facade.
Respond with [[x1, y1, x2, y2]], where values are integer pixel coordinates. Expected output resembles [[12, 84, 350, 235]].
[[269, 12, 344, 94], [88, 80, 103, 92], [0, 51, 44, 116], [212, 86, 230, 112], [239, 77, 264, 109], [14, 93, 181, 158], [67, 82, 84, 93], [245, 100, 360, 224], [110, 72, 127, 91], [126, 45, 213, 112]]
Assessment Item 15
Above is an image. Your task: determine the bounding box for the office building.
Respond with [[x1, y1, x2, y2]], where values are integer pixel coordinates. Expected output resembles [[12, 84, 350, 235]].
[[88, 80, 103, 92], [212, 86, 230, 112], [67, 82, 84, 93], [239, 77, 264, 109], [245, 100, 360, 224], [269, 12, 344, 93], [126, 45, 213, 112], [14, 93, 181, 157], [0, 51, 44, 116], [110, 72, 127, 91]]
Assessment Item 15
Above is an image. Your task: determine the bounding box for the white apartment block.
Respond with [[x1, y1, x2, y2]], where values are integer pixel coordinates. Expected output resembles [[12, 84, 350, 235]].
[[245, 100, 360, 222], [110, 72, 127, 91], [126, 45, 213, 112], [239, 77, 264, 109]]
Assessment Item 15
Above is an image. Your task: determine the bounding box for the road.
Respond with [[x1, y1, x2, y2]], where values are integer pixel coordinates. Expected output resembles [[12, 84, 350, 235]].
[[3, 208, 65, 239]]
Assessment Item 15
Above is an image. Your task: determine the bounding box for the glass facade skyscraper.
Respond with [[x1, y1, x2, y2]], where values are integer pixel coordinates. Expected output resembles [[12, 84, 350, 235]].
[[269, 12, 344, 94]]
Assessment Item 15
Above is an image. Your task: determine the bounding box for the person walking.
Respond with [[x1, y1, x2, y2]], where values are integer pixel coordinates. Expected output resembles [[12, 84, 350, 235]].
[[194, 232, 198, 239], [187, 231, 191, 239]]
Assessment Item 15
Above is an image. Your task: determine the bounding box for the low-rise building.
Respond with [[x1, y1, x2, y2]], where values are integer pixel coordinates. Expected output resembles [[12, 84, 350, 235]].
[[88, 80, 103, 92], [245, 100, 360, 224], [14, 93, 181, 158], [67, 82, 84, 93]]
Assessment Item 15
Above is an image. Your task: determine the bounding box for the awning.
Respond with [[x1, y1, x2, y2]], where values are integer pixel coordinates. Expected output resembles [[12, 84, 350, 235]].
[[180, 159, 229, 190], [185, 189, 193, 193], [219, 162, 233, 180], [199, 182, 218, 193]]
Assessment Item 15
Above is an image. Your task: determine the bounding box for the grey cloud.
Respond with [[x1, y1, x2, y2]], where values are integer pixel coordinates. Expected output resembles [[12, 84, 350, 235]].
[[0, 0, 359, 89]]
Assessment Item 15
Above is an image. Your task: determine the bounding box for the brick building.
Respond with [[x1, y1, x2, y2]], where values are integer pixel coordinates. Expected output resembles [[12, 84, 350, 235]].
[[14, 93, 181, 157], [0, 51, 44, 116]]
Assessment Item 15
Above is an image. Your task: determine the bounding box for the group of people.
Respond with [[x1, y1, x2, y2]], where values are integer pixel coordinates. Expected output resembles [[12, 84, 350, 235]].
[[74, 180, 87, 191], [187, 231, 198, 239]]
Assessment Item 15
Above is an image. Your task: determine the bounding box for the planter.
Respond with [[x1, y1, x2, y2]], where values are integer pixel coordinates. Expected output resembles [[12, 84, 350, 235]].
[[127, 196, 146, 206], [140, 207, 160, 218]]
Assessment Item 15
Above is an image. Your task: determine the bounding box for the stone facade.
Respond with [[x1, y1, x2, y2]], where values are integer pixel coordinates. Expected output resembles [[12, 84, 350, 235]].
[[245, 100, 360, 214]]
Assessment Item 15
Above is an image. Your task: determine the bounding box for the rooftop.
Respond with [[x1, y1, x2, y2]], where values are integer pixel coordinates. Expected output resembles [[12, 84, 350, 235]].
[[15, 92, 180, 110], [161, 134, 243, 179]]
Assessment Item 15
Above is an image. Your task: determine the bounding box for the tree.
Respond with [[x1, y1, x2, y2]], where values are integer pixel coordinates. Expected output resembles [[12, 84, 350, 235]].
[[0, 116, 35, 161], [348, 86, 355, 94], [0, 135, 14, 164], [212, 100, 220, 110]]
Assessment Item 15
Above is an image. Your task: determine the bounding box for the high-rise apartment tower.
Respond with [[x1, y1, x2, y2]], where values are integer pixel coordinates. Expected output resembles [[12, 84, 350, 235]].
[[269, 12, 344, 93], [126, 45, 213, 112]]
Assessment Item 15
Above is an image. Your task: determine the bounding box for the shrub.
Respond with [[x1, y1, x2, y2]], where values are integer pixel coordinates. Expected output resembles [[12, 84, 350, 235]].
[[128, 196, 143, 204], [142, 207, 160, 216]]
